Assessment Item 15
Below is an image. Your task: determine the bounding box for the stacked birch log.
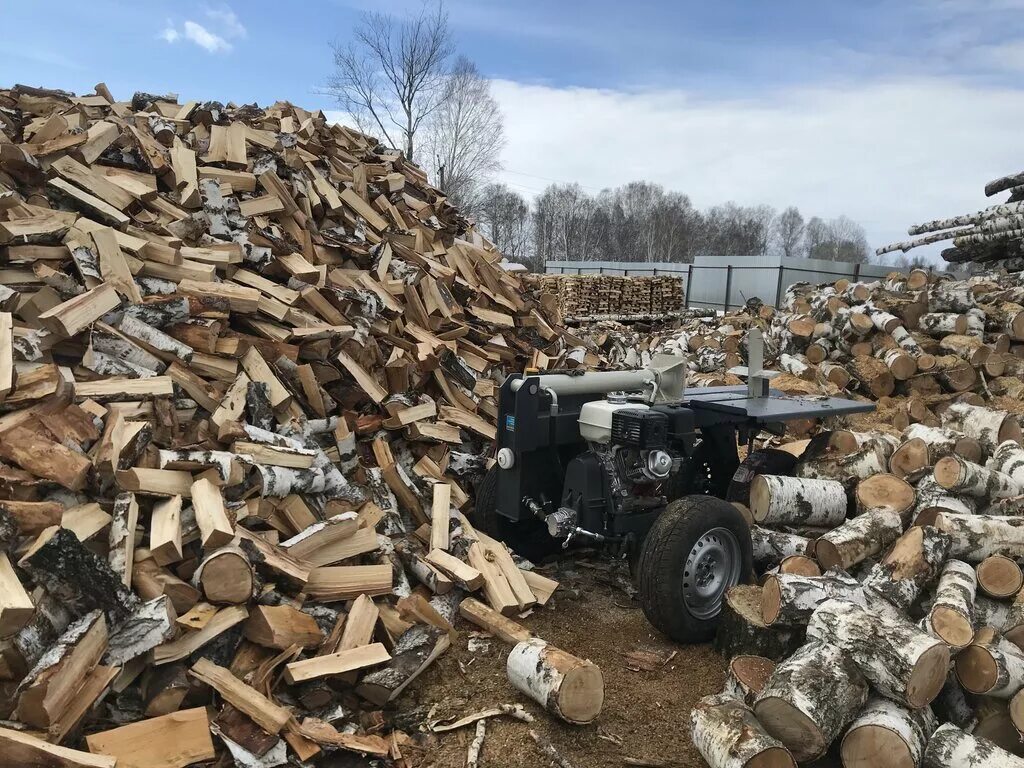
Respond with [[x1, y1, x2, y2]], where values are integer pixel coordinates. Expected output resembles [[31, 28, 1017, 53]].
[[0, 82, 605, 767], [695, 418, 1024, 768], [533, 273, 685, 322], [877, 168, 1024, 269]]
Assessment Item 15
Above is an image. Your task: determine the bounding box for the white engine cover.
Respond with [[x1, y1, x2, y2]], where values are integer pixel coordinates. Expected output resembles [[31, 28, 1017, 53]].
[[578, 400, 649, 444]]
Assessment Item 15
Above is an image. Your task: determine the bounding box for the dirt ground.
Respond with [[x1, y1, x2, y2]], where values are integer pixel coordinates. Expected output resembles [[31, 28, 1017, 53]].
[[404, 556, 725, 768]]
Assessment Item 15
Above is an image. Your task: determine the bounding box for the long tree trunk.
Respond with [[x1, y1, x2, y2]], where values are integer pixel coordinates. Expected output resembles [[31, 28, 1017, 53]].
[[753, 640, 868, 763]]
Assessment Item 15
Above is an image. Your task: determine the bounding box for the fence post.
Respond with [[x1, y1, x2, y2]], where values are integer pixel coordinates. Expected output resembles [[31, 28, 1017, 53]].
[[853, 262, 861, 282], [724, 265, 733, 313], [775, 266, 785, 308], [685, 264, 693, 309]]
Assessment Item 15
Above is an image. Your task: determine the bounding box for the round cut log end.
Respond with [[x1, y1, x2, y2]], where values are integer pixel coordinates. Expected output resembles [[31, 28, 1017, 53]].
[[199, 551, 253, 604], [841, 725, 915, 768], [933, 456, 961, 490], [888, 439, 928, 479], [1000, 417, 1024, 447], [829, 431, 860, 454], [956, 644, 999, 695], [953, 437, 983, 463], [916, 353, 936, 371], [761, 576, 782, 625], [749, 476, 769, 522], [1010, 688, 1024, 734], [779, 555, 821, 577], [888, 353, 916, 380], [730, 655, 776, 697], [748, 747, 797, 768], [754, 697, 825, 763], [930, 606, 974, 650], [856, 473, 916, 517], [557, 662, 604, 723], [977, 555, 1024, 599], [906, 642, 950, 708], [813, 540, 842, 572]]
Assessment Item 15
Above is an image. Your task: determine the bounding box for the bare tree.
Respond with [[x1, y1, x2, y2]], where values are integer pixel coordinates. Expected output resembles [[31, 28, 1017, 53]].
[[328, 2, 452, 162], [805, 215, 869, 263], [424, 56, 505, 209], [477, 183, 530, 263], [772, 206, 805, 258]]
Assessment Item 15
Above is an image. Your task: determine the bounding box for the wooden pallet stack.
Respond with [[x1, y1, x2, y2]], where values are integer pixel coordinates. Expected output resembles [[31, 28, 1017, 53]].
[[0, 82, 606, 767], [698, 422, 1024, 767]]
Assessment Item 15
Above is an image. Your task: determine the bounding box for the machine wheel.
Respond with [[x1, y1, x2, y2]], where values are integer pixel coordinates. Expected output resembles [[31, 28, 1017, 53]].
[[637, 495, 751, 643], [471, 467, 558, 562], [725, 449, 798, 506]]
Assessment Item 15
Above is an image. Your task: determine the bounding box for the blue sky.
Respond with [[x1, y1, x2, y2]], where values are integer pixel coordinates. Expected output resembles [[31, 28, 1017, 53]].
[[4, 1, 1024, 258]]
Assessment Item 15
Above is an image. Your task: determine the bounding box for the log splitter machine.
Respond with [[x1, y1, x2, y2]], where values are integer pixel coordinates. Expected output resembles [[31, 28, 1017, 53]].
[[472, 330, 874, 642]]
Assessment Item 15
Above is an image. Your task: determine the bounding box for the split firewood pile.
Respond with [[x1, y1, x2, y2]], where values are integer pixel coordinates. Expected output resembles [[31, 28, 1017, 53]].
[[694, 414, 1024, 767], [877, 167, 1024, 270], [0, 82, 607, 767], [532, 273, 684, 322]]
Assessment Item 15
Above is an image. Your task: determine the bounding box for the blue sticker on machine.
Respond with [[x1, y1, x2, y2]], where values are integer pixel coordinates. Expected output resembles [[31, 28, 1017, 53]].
[[505, 415, 515, 431]]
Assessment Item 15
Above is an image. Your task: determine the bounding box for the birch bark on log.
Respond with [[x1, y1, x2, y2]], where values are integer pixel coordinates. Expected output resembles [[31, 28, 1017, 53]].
[[761, 571, 863, 626], [934, 454, 1021, 500], [749, 526, 812, 572], [941, 402, 1023, 456], [849, 355, 895, 398], [813, 509, 902, 571], [721, 656, 776, 706], [714, 585, 805, 661], [806, 598, 950, 708], [860, 525, 951, 612], [748, 475, 848, 527], [840, 696, 936, 768], [920, 313, 968, 337], [987, 439, 1024, 487], [922, 723, 1024, 768], [923, 559, 977, 650], [934, 513, 1024, 561], [796, 444, 888, 485], [690, 693, 796, 768], [753, 640, 868, 763]]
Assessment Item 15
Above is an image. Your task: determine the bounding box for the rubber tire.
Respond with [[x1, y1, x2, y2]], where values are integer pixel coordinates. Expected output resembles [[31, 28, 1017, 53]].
[[726, 448, 798, 506], [471, 466, 558, 562], [637, 495, 752, 643]]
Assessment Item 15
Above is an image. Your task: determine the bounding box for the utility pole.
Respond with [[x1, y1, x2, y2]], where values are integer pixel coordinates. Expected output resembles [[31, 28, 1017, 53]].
[[436, 154, 446, 191]]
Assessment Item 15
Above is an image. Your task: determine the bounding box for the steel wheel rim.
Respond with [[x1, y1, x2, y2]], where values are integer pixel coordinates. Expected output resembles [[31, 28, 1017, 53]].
[[682, 526, 741, 620]]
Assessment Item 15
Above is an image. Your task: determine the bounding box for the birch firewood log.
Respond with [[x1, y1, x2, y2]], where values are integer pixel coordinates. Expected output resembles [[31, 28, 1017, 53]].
[[920, 313, 968, 337], [860, 525, 951, 612], [714, 586, 805, 662], [840, 696, 937, 768], [923, 559, 977, 650], [878, 347, 917, 380], [796, 443, 888, 485], [761, 571, 863, 626], [849, 354, 894, 398], [748, 475, 848, 527], [955, 631, 1024, 699], [753, 641, 868, 763], [690, 693, 796, 768], [912, 475, 976, 527], [934, 512, 1024, 561], [891, 326, 936, 370], [813, 508, 902, 571], [505, 639, 603, 724], [940, 402, 1023, 456], [889, 424, 982, 479], [976, 554, 1023, 599], [922, 722, 1024, 768], [934, 455, 1021, 500], [806, 598, 950, 709]]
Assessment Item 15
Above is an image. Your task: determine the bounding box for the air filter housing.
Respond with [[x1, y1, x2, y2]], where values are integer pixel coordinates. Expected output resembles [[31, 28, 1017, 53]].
[[611, 408, 668, 449]]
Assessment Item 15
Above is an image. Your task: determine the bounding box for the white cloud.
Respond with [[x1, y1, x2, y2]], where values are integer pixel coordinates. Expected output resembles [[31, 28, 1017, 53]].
[[159, 5, 244, 54], [204, 6, 246, 39], [488, 78, 1024, 261], [183, 20, 231, 53]]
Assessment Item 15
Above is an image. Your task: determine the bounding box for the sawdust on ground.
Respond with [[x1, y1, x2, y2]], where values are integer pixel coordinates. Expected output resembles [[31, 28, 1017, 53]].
[[401, 558, 725, 768]]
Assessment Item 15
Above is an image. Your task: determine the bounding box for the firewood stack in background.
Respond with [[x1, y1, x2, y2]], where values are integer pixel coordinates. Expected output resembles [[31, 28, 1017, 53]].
[[0, 82, 610, 766], [876, 168, 1024, 271], [533, 273, 684, 321]]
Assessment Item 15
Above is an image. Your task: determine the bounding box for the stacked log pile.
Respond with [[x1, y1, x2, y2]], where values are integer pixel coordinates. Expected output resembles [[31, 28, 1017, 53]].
[[877, 168, 1024, 269], [533, 273, 684, 321], [696, 425, 1024, 767], [0, 82, 604, 766]]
